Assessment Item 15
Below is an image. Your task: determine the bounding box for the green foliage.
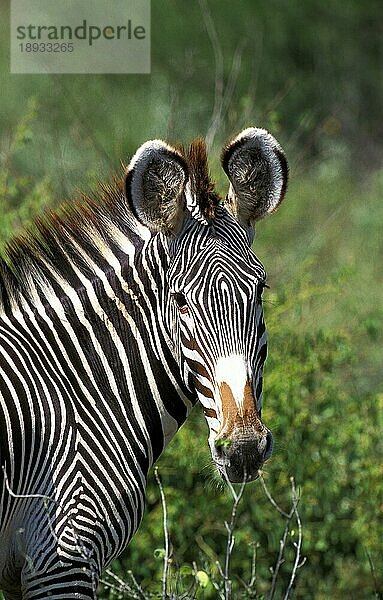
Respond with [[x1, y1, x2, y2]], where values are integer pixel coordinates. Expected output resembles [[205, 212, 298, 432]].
[[0, 98, 53, 254]]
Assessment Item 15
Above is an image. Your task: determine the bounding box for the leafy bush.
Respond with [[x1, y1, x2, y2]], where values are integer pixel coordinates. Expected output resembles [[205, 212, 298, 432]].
[[0, 97, 53, 253]]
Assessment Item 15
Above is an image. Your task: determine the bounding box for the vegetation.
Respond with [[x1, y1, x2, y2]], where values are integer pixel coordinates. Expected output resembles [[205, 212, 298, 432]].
[[0, 0, 381, 597]]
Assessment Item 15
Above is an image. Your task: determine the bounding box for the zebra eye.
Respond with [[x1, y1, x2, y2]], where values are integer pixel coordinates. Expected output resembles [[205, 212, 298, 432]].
[[172, 292, 188, 312]]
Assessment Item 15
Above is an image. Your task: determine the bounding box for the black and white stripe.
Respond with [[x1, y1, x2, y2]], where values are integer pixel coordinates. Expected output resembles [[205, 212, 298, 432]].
[[0, 127, 287, 598]]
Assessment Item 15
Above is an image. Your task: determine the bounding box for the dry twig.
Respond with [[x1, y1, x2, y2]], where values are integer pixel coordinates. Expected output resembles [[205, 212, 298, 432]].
[[198, 0, 245, 151], [220, 468, 248, 600], [155, 466, 170, 600], [259, 472, 306, 600]]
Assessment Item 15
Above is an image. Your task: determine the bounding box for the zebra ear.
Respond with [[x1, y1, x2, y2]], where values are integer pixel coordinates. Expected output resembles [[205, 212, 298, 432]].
[[221, 127, 288, 226], [125, 140, 189, 233]]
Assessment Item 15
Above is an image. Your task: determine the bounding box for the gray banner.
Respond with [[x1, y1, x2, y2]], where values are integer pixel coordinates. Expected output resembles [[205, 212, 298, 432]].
[[11, 0, 150, 74]]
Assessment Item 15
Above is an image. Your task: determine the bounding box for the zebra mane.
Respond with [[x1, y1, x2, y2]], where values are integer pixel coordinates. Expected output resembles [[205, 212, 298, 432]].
[[0, 172, 141, 310], [184, 138, 220, 221]]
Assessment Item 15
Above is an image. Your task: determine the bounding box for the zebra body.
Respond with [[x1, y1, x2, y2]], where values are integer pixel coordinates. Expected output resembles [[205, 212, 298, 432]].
[[0, 128, 288, 598]]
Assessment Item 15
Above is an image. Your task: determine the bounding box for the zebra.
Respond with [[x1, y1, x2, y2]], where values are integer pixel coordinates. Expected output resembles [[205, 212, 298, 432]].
[[0, 127, 288, 599]]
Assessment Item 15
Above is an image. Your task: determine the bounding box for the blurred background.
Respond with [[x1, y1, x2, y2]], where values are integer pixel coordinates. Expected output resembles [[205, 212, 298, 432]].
[[0, 0, 382, 598]]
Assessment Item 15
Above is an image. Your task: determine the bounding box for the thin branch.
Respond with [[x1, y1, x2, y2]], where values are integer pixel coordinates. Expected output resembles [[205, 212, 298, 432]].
[[221, 468, 248, 600], [215, 558, 225, 580], [154, 466, 170, 600], [260, 474, 305, 600], [3, 464, 63, 553], [214, 560, 226, 599], [2, 465, 56, 504], [198, 0, 247, 151], [248, 541, 258, 589], [365, 549, 382, 600], [128, 570, 151, 600], [198, 0, 224, 151], [221, 39, 246, 122], [100, 569, 146, 600], [3, 464, 98, 599], [102, 569, 131, 596], [258, 471, 292, 518], [268, 520, 291, 600], [283, 478, 304, 600], [236, 540, 259, 595]]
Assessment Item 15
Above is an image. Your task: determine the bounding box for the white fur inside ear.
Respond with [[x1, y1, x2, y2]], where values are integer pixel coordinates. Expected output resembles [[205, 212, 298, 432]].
[[128, 140, 180, 172], [127, 140, 184, 204], [223, 126, 288, 222], [235, 128, 284, 214], [126, 140, 188, 233], [231, 127, 281, 148]]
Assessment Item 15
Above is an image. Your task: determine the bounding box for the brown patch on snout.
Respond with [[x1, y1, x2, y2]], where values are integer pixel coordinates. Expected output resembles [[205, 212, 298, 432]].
[[218, 381, 265, 438], [214, 380, 271, 482]]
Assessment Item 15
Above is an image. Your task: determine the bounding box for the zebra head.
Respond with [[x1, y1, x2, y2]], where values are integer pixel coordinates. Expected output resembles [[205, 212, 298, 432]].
[[126, 128, 288, 483]]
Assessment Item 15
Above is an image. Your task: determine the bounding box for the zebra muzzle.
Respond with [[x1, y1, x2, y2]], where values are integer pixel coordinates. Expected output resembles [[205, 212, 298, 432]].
[[211, 379, 273, 482], [213, 428, 273, 483]]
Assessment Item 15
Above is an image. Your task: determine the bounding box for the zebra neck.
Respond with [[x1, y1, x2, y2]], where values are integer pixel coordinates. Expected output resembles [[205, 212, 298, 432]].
[[4, 226, 193, 473]]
